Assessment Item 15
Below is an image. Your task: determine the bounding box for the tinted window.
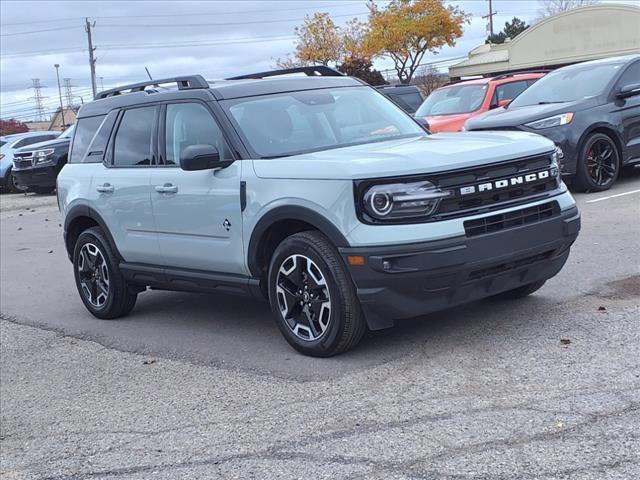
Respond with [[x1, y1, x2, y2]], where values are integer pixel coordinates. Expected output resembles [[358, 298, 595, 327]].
[[510, 63, 623, 107], [165, 103, 231, 165], [494, 81, 529, 104], [617, 61, 640, 88], [70, 115, 105, 163], [223, 87, 424, 158], [397, 92, 424, 112], [85, 111, 118, 162], [0, 140, 6, 147], [416, 84, 488, 116], [113, 107, 156, 167]]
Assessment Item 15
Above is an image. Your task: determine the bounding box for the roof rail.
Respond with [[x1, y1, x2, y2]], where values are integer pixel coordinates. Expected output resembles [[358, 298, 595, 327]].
[[491, 69, 551, 81], [227, 65, 344, 80], [95, 75, 209, 100]]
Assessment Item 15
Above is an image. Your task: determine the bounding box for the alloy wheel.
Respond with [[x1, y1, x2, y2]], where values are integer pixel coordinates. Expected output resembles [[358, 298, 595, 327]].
[[586, 138, 617, 187], [275, 254, 332, 341], [77, 243, 110, 308]]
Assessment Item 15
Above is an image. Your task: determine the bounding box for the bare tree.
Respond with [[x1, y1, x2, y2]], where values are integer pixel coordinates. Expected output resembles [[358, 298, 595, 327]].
[[414, 65, 445, 96], [537, 0, 599, 19]]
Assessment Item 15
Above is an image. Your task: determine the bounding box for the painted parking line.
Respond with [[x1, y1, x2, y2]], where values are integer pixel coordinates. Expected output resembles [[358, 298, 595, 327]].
[[585, 188, 640, 204]]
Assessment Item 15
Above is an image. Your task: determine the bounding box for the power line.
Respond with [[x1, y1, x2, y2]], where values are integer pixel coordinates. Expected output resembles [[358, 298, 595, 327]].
[[97, 11, 368, 28], [0, 2, 363, 26], [0, 25, 81, 37], [1, 34, 298, 59]]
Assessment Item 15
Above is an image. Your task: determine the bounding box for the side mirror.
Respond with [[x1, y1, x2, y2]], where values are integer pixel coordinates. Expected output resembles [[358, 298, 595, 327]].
[[414, 116, 431, 133], [180, 144, 232, 171], [616, 83, 640, 99]]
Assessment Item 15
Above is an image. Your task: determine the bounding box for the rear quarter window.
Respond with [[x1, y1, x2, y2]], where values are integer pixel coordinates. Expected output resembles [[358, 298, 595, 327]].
[[69, 115, 106, 163]]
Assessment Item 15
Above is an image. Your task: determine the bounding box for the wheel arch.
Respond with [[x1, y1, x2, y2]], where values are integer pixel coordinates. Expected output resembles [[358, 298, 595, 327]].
[[64, 205, 122, 261], [247, 205, 350, 279], [577, 123, 625, 162]]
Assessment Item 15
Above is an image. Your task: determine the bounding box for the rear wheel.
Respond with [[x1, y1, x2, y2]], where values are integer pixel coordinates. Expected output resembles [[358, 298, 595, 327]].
[[268, 231, 366, 357], [574, 133, 620, 192], [73, 226, 137, 319], [495, 280, 546, 300]]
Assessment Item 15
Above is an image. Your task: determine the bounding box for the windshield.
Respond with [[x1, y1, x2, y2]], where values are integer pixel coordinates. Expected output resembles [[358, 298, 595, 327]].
[[510, 63, 622, 107], [222, 86, 425, 158], [415, 84, 488, 116], [0, 140, 6, 147], [59, 124, 75, 139]]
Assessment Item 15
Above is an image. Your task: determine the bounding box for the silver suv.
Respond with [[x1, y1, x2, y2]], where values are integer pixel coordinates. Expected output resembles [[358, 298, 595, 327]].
[[57, 67, 581, 357]]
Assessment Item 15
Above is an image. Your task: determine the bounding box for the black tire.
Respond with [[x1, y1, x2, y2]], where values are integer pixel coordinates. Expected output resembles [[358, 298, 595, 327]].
[[30, 186, 55, 194], [4, 169, 25, 193], [495, 280, 546, 300], [268, 231, 366, 357], [574, 133, 620, 192], [73, 226, 137, 319]]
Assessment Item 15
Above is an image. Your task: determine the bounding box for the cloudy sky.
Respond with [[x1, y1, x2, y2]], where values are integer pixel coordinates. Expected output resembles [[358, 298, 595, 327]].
[[0, 0, 635, 121]]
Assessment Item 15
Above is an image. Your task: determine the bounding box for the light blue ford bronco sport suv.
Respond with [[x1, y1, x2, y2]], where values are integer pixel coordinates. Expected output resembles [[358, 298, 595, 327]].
[[57, 67, 581, 356]]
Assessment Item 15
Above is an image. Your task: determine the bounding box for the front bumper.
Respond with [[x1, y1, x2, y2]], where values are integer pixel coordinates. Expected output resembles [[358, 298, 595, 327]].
[[12, 165, 57, 188], [340, 205, 580, 330], [517, 126, 578, 176]]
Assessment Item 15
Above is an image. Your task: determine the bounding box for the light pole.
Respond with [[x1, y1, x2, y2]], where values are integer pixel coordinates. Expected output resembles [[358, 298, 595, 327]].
[[54, 64, 66, 128]]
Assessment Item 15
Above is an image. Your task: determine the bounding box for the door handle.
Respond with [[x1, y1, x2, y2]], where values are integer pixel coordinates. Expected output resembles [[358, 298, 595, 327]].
[[96, 183, 114, 193], [155, 183, 178, 194]]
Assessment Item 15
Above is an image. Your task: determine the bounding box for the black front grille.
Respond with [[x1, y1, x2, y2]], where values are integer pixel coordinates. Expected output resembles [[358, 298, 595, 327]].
[[13, 153, 33, 169], [464, 201, 560, 237], [432, 153, 558, 220]]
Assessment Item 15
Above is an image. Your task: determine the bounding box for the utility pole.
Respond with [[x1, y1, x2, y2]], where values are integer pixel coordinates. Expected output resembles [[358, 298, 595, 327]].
[[483, 0, 497, 37], [63, 78, 74, 108], [30, 79, 46, 122], [54, 64, 66, 128], [85, 18, 97, 98]]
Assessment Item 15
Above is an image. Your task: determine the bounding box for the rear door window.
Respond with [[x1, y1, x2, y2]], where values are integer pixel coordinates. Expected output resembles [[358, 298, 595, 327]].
[[112, 107, 157, 167], [70, 115, 106, 163]]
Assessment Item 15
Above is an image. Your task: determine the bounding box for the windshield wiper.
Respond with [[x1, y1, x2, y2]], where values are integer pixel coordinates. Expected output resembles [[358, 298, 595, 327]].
[[536, 101, 569, 105]]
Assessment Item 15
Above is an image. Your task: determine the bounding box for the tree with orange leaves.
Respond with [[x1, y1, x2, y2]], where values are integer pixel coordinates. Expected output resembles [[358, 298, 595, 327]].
[[363, 0, 469, 84]]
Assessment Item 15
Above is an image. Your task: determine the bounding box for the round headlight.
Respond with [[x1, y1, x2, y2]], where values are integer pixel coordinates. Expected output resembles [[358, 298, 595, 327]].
[[370, 191, 393, 216]]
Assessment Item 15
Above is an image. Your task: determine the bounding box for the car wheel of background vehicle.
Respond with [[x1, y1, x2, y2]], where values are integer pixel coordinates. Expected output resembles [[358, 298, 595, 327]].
[[5, 169, 26, 193], [495, 280, 546, 300], [268, 231, 366, 357], [30, 186, 55, 194], [574, 133, 620, 192], [73, 226, 137, 319]]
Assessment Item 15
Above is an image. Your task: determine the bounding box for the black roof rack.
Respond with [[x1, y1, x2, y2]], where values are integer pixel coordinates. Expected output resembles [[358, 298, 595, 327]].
[[95, 75, 209, 100], [227, 65, 344, 80], [491, 69, 551, 81]]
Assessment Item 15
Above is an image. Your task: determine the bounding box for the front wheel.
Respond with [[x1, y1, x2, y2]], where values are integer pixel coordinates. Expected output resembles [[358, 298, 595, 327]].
[[73, 227, 137, 319], [574, 133, 620, 192], [268, 231, 366, 357]]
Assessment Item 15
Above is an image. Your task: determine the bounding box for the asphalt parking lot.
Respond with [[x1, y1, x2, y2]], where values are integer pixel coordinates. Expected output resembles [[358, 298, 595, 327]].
[[1, 171, 639, 479]]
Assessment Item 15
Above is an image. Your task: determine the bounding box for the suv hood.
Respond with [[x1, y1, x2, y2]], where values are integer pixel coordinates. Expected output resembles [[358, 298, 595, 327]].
[[465, 99, 596, 130], [252, 132, 555, 180], [15, 137, 70, 153]]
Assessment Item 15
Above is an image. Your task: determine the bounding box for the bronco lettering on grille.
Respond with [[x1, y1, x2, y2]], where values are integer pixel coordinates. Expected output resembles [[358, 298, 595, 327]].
[[459, 170, 550, 196]]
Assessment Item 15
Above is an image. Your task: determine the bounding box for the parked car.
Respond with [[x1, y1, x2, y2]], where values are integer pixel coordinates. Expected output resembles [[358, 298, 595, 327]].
[[12, 125, 75, 194], [0, 131, 60, 192], [377, 85, 424, 114], [57, 67, 580, 357], [414, 72, 546, 133], [465, 55, 640, 191]]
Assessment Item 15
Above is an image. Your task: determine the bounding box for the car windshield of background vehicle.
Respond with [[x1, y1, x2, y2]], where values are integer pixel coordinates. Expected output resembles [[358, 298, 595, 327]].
[[509, 64, 623, 107], [415, 84, 488, 116], [0, 140, 6, 147], [222, 86, 425, 158], [58, 125, 75, 139]]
